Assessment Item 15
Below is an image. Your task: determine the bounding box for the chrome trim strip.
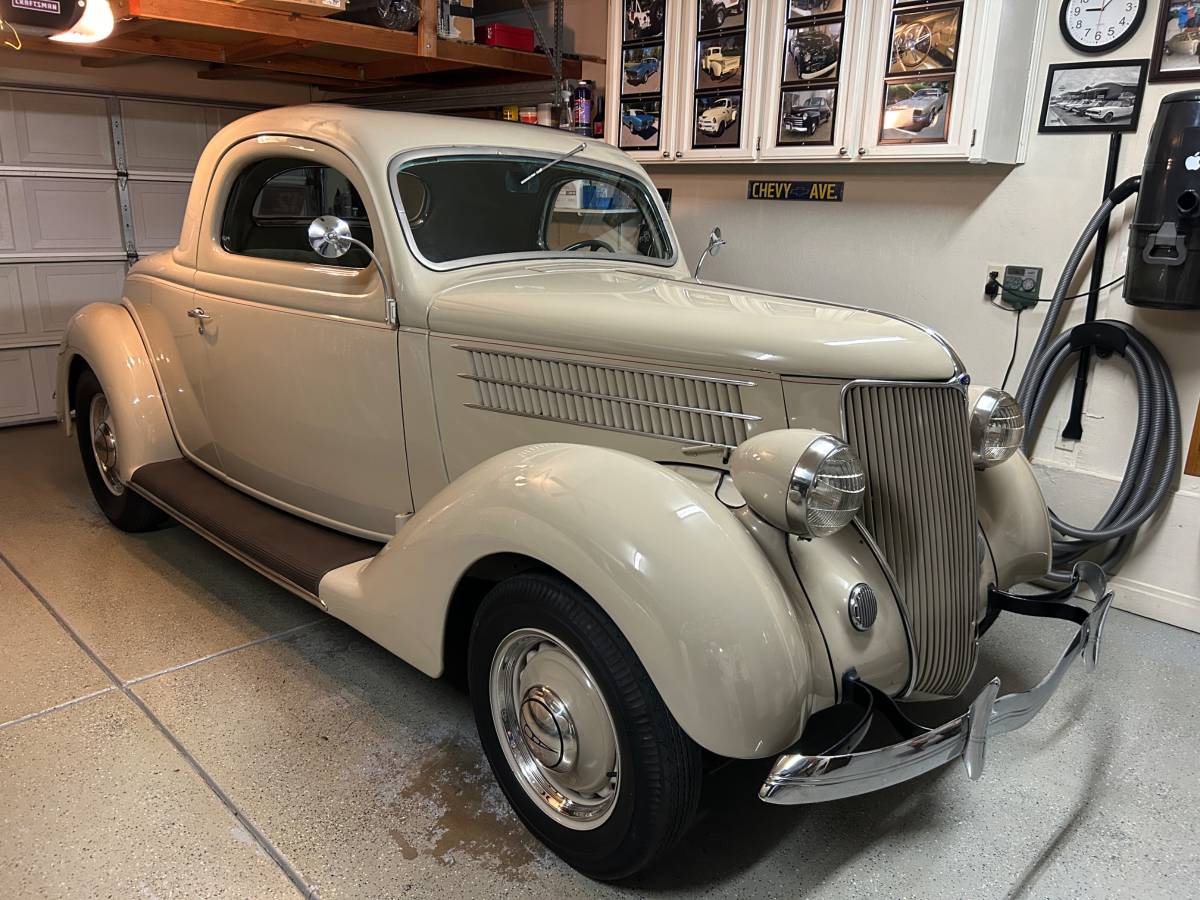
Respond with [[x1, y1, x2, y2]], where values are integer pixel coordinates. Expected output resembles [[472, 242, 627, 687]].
[[850, 520, 919, 699], [463, 403, 740, 450], [760, 562, 1114, 805], [451, 344, 757, 387], [458, 374, 762, 422], [127, 482, 328, 610]]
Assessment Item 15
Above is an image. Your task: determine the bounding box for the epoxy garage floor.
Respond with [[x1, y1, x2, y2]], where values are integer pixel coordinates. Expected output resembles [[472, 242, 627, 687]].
[[2, 422, 1198, 899]]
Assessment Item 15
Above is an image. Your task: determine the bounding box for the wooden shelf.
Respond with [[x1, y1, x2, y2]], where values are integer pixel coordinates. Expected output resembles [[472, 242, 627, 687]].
[[28, 0, 581, 91]]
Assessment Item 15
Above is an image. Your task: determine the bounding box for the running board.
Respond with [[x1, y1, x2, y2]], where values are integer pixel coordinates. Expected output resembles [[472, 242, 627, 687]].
[[129, 459, 383, 606]]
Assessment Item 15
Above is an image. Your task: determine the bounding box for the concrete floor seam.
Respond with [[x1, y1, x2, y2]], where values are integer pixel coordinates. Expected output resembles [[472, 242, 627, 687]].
[[0, 545, 321, 900], [0, 686, 116, 733], [123, 619, 325, 688]]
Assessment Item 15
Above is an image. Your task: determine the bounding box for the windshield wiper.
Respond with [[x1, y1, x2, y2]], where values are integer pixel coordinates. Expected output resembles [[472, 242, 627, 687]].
[[519, 142, 587, 185]]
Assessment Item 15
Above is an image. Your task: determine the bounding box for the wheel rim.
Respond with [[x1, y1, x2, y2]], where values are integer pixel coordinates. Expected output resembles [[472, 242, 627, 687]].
[[490, 628, 620, 830], [88, 392, 123, 496]]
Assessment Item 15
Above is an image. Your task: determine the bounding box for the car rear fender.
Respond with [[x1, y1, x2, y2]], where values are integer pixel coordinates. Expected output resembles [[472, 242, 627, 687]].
[[57, 301, 181, 482], [319, 443, 817, 760]]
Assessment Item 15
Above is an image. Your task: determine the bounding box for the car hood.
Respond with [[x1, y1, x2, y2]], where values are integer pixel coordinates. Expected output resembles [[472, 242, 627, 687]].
[[428, 264, 959, 381], [891, 96, 936, 109]]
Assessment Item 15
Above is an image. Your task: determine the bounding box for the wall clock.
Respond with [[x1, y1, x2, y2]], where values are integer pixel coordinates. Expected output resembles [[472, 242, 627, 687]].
[[1060, 0, 1146, 54]]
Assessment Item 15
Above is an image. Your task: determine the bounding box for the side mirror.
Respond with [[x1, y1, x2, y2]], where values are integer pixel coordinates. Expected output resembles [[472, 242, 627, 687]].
[[308, 215, 354, 259], [305, 215, 398, 326], [693, 226, 728, 281]]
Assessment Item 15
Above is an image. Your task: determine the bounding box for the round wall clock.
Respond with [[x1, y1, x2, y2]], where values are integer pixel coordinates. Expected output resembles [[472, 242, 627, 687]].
[[1060, 1, 1146, 54]]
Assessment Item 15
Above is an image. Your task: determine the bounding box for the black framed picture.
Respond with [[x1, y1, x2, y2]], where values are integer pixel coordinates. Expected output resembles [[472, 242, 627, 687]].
[[623, 0, 666, 42], [880, 76, 954, 143], [1039, 59, 1149, 133], [778, 86, 837, 145], [622, 43, 664, 95], [788, 0, 843, 19], [699, 0, 748, 33], [619, 98, 662, 150], [783, 21, 842, 84], [697, 32, 746, 90], [693, 90, 743, 148], [888, 2, 962, 76], [1151, 0, 1200, 82]]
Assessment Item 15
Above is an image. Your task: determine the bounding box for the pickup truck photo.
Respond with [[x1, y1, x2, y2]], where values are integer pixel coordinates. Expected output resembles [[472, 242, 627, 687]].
[[57, 105, 1113, 881], [700, 44, 742, 81]]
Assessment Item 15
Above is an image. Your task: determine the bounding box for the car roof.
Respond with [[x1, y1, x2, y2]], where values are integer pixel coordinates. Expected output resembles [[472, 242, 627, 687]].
[[208, 104, 640, 176]]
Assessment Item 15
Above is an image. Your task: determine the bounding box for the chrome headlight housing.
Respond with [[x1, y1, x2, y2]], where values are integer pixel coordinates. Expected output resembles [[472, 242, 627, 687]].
[[969, 387, 1025, 469], [730, 429, 866, 538]]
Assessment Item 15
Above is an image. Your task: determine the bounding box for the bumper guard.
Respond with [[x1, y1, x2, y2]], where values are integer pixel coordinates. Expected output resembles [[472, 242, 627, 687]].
[[760, 562, 1114, 805]]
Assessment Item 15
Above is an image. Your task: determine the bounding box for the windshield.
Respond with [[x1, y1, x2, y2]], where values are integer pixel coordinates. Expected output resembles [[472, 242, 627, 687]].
[[390, 153, 673, 267]]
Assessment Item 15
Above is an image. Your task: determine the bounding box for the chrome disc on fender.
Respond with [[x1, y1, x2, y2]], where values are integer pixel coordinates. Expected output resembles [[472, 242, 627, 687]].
[[490, 628, 620, 830], [88, 392, 123, 496]]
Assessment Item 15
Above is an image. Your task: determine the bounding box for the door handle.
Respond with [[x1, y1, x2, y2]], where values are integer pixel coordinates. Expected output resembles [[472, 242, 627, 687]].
[[187, 306, 212, 335]]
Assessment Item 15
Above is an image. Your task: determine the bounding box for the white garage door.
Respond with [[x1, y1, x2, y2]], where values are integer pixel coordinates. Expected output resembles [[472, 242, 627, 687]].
[[0, 87, 253, 427]]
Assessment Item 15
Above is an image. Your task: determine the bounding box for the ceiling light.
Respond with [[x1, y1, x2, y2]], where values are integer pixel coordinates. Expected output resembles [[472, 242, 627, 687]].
[[49, 0, 113, 43]]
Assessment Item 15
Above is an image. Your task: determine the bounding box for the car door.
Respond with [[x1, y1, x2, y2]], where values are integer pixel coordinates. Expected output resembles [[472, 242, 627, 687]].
[[190, 136, 410, 540]]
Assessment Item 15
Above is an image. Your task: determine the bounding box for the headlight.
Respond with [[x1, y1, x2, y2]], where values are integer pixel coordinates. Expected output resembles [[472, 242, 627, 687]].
[[730, 430, 866, 538], [969, 387, 1025, 469]]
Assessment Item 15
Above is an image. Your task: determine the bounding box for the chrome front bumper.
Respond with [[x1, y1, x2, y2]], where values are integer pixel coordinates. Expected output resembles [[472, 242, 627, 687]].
[[760, 562, 1114, 805]]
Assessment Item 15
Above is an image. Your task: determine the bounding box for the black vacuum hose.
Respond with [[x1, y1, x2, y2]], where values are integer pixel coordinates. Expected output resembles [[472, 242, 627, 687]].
[[1015, 176, 1182, 584]]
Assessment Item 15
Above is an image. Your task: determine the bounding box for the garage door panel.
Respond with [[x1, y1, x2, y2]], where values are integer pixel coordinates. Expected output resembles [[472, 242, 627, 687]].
[[130, 181, 189, 251], [0, 181, 14, 251], [122, 100, 210, 174], [0, 266, 25, 336], [30, 345, 58, 417], [9, 90, 114, 170], [33, 262, 125, 333], [19, 178, 123, 252], [0, 348, 38, 419]]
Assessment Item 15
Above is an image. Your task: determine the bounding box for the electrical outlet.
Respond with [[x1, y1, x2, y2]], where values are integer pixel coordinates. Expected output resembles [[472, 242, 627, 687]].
[[983, 261, 1004, 301]]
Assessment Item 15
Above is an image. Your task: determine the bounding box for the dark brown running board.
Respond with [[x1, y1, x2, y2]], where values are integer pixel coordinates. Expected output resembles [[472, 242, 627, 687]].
[[130, 458, 383, 601]]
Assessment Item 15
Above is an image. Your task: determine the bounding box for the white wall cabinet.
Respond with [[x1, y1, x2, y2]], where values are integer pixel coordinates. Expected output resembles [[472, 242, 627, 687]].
[[606, 0, 1045, 166]]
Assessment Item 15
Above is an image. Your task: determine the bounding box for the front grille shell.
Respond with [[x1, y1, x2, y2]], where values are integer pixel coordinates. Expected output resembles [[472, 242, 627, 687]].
[[842, 381, 979, 698]]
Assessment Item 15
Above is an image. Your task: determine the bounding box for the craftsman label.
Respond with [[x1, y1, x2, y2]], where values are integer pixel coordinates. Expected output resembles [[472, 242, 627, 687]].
[[11, 0, 58, 12], [746, 180, 844, 202]]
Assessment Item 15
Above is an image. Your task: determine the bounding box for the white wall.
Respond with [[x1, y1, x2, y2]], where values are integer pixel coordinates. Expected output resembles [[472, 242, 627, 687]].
[[642, 9, 1200, 630]]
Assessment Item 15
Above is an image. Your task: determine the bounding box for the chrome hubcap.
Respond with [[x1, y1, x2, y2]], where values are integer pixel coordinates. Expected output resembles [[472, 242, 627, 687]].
[[491, 628, 619, 830], [88, 393, 123, 496]]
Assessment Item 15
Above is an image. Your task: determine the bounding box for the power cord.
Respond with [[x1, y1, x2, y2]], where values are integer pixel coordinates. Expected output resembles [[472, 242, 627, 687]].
[[1000, 307, 1023, 393]]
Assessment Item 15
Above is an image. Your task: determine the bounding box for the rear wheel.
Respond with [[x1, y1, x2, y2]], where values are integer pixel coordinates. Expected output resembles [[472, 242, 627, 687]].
[[74, 368, 166, 532], [468, 573, 702, 881]]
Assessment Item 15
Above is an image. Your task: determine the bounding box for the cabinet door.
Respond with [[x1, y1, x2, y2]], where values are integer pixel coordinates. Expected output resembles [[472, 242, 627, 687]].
[[671, 0, 764, 162], [758, 0, 872, 161], [854, 0, 984, 161], [608, 0, 681, 162]]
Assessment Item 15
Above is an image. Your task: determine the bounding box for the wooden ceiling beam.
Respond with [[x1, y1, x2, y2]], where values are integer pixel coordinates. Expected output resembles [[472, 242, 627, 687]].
[[199, 64, 369, 90]]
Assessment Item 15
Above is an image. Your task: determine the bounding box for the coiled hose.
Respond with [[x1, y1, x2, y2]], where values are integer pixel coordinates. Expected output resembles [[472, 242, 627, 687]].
[[1015, 176, 1182, 584]]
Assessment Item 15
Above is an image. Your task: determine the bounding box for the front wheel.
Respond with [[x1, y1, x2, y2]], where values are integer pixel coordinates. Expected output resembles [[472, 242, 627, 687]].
[[469, 573, 702, 880], [74, 368, 166, 532]]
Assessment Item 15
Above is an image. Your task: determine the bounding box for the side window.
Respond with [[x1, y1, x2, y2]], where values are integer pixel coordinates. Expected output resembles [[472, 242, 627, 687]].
[[221, 158, 374, 268]]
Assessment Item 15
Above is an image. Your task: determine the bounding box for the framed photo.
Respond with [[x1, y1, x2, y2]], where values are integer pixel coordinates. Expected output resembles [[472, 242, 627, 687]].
[[622, 44, 663, 95], [778, 87, 837, 145], [889, 2, 962, 76], [783, 22, 842, 84], [619, 98, 662, 150], [699, 0, 748, 32], [697, 33, 745, 90], [1039, 60, 1148, 134], [788, 0, 843, 19], [880, 76, 954, 143], [1151, 1, 1200, 82], [694, 91, 743, 148], [623, 0, 665, 42]]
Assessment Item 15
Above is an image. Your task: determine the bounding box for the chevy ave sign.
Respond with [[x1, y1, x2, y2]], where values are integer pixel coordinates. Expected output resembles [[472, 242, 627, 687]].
[[747, 180, 844, 202]]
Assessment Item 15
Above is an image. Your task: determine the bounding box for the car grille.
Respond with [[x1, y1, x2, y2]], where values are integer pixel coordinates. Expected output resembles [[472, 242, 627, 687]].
[[842, 381, 979, 697], [462, 348, 758, 449]]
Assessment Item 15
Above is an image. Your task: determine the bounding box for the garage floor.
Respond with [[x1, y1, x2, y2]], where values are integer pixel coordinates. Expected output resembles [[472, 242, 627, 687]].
[[2, 422, 1197, 899]]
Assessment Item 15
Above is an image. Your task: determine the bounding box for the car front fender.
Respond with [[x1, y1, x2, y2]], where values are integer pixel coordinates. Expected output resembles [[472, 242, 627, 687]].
[[319, 443, 818, 760], [976, 451, 1052, 587], [57, 301, 181, 483]]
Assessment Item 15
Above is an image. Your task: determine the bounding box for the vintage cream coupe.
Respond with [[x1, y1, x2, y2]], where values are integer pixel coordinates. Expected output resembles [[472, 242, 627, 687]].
[[57, 106, 1113, 880]]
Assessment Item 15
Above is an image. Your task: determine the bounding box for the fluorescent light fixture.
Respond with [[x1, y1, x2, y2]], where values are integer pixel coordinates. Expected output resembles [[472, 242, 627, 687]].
[[49, 0, 113, 43]]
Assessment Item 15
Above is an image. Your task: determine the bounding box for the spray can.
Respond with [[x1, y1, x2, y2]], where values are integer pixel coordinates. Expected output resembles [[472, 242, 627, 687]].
[[572, 80, 594, 135]]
